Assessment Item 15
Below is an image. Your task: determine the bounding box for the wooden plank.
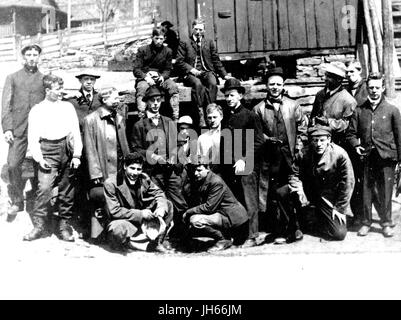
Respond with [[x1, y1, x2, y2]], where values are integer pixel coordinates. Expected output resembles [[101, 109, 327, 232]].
[[186, 0, 196, 38], [263, 0, 278, 50], [213, 0, 236, 53], [198, 0, 215, 40], [333, 0, 350, 46], [288, 0, 307, 48], [347, 0, 358, 46], [177, 0, 189, 42], [277, 0, 290, 49], [248, 0, 264, 51], [304, 0, 317, 48], [235, 0, 249, 52], [315, 0, 336, 48]]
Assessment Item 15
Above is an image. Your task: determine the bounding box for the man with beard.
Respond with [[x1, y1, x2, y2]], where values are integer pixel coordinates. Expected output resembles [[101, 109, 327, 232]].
[[253, 67, 307, 244], [133, 27, 180, 120], [2, 44, 45, 220]]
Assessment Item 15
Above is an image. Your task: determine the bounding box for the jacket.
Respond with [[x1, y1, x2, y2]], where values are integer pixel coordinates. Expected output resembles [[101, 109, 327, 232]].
[[1, 67, 45, 137], [346, 79, 368, 107], [346, 97, 401, 162], [289, 143, 355, 216], [175, 37, 227, 78], [83, 106, 130, 182], [133, 43, 173, 80], [185, 171, 248, 229], [104, 173, 168, 223]]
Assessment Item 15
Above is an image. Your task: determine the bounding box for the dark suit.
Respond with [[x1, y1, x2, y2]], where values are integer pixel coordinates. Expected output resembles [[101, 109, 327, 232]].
[[346, 79, 368, 107], [347, 98, 401, 227], [1, 66, 45, 207]]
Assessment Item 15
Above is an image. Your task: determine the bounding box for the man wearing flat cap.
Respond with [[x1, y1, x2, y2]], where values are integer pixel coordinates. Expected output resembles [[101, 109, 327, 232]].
[[1, 44, 45, 219], [277, 124, 354, 241], [310, 62, 357, 147], [253, 67, 307, 244]]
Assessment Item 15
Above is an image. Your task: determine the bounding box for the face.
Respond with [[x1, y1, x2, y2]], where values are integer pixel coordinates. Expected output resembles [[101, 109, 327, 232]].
[[192, 23, 205, 38], [103, 90, 120, 109], [367, 78, 385, 100], [325, 72, 342, 90], [225, 89, 243, 109], [23, 48, 40, 68], [152, 35, 165, 47], [207, 110, 223, 129], [46, 82, 63, 101], [194, 165, 209, 181], [267, 75, 284, 98], [161, 25, 167, 33], [346, 66, 362, 84], [125, 163, 143, 182], [311, 135, 331, 155], [147, 95, 162, 113], [79, 76, 97, 92]]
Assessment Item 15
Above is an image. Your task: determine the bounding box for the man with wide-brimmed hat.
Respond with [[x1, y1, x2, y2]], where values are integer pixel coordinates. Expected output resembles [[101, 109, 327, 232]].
[[253, 67, 307, 244], [2, 44, 45, 220], [277, 123, 354, 241], [219, 78, 264, 248], [310, 62, 357, 147]]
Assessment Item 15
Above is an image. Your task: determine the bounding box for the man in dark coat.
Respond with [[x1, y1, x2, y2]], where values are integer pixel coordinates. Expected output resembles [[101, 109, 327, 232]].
[[220, 78, 264, 248], [133, 27, 180, 120], [83, 87, 130, 240], [253, 67, 307, 244], [278, 124, 355, 241], [175, 19, 231, 127], [182, 160, 249, 252], [1, 44, 45, 219], [130, 86, 188, 235], [161, 20, 180, 58], [345, 60, 369, 107], [347, 72, 401, 238], [104, 152, 173, 253]]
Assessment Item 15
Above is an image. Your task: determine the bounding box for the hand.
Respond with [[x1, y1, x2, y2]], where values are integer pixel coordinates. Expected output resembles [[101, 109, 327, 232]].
[[158, 76, 164, 85], [355, 146, 366, 156], [39, 159, 51, 170], [145, 75, 156, 86], [298, 191, 310, 207], [70, 157, 81, 169], [332, 209, 346, 225], [233, 159, 246, 174], [4, 130, 14, 144], [190, 68, 202, 77], [154, 207, 165, 218], [142, 209, 155, 220]]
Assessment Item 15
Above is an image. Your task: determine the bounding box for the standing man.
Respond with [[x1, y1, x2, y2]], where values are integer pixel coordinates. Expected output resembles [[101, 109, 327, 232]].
[[176, 19, 231, 127], [133, 27, 180, 120], [83, 87, 130, 240], [279, 124, 355, 241], [310, 62, 357, 146], [345, 60, 368, 107], [24, 74, 82, 242], [253, 67, 307, 243], [1, 44, 45, 218], [347, 73, 401, 238], [220, 78, 264, 248]]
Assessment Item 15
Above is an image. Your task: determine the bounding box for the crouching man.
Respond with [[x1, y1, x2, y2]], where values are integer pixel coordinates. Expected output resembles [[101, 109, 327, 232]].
[[182, 159, 249, 252], [104, 152, 173, 253], [278, 124, 355, 241]]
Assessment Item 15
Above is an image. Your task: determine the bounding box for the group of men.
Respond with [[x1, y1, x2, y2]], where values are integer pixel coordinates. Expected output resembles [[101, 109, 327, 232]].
[[2, 19, 400, 254]]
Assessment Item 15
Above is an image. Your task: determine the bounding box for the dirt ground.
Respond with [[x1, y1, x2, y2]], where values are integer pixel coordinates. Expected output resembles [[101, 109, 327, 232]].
[[1, 62, 401, 300]]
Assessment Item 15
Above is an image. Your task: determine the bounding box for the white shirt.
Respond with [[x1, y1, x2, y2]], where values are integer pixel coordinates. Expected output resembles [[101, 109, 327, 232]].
[[28, 99, 82, 163], [197, 127, 221, 164]]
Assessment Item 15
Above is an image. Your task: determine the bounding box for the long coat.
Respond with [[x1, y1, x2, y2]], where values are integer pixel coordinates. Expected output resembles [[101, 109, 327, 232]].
[[83, 106, 129, 183], [346, 98, 401, 162], [1, 67, 45, 137], [175, 37, 227, 78], [185, 171, 248, 229]]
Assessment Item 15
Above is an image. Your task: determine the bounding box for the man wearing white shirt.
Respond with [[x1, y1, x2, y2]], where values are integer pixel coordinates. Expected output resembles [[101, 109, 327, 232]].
[[24, 74, 82, 242]]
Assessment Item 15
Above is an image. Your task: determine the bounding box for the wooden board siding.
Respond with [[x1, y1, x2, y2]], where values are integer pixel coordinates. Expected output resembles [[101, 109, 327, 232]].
[[213, 0, 236, 53]]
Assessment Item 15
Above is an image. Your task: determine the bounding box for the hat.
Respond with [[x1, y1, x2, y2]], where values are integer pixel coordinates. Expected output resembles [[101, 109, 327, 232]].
[[324, 62, 346, 78], [141, 216, 166, 241], [221, 78, 245, 94], [75, 72, 101, 79], [265, 67, 285, 80], [308, 124, 332, 137], [161, 20, 174, 28], [21, 44, 42, 55], [143, 86, 163, 101], [178, 116, 193, 126]]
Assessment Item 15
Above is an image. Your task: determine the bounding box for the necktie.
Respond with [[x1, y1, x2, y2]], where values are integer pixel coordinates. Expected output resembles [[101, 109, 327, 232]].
[[86, 93, 92, 103]]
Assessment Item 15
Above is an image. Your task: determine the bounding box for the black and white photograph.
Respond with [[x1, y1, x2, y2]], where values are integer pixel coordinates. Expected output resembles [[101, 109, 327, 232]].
[[1, 0, 401, 303]]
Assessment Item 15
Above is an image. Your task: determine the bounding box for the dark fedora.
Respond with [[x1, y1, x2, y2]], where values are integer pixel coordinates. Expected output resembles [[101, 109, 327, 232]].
[[143, 86, 163, 101], [221, 78, 246, 94], [264, 67, 285, 81], [161, 20, 174, 28], [75, 72, 101, 79]]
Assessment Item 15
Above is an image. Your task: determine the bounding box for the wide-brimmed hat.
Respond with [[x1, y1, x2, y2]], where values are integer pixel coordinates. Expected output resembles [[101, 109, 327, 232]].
[[221, 78, 245, 94], [21, 44, 42, 55], [141, 216, 166, 241], [265, 67, 285, 80], [308, 124, 332, 137], [143, 86, 163, 101], [75, 72, 101, 79], [161, 20, 174, 28], [324, 62, 346, 78]]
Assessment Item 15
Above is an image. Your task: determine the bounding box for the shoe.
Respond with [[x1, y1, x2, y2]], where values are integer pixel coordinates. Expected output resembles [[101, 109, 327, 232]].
[[357, 225, 370, 237], [286, 230, 304, 243], [58, 219, 75, 242], [208, 239, 233, 252], [240, 238, 257, 248], [383, 226, 394, 238], [23, 216, 47, 241]]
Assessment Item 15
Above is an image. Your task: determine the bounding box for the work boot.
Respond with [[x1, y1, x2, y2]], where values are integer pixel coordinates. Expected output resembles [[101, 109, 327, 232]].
[[23, 216, 47, 241], [169, 93, 180, 121], [58, 219, 75, 242]]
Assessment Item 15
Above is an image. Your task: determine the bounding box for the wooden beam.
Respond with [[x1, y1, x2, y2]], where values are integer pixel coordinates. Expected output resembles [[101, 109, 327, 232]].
[[382, 0, 396, 98], [368, 0, 383, 71], [363, 0, 379, 72]]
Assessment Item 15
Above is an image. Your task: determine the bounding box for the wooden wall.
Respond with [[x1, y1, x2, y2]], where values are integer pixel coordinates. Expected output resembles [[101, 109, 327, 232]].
[[159, 0, 359, 55]]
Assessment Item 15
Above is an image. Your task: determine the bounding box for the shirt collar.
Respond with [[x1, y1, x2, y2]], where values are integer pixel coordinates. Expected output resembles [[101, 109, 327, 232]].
[[230, 104, 243, 114]]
